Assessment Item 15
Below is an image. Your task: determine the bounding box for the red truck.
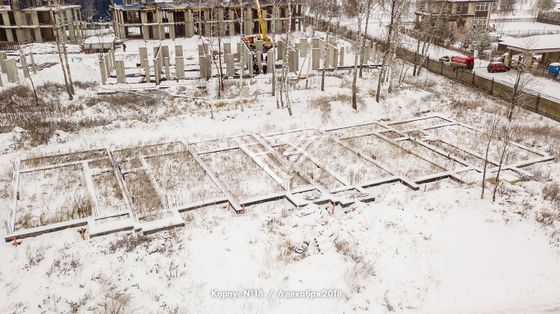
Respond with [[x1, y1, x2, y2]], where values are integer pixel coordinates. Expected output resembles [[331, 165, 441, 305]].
[[439, 55, 475, 70]]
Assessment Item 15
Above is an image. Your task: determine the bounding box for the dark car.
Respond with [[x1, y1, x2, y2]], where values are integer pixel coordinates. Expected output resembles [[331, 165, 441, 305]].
[[487, 62, 508, 73]]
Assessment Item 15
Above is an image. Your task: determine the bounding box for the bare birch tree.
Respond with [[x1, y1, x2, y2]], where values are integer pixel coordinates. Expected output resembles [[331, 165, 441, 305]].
[[481, 112, 500, 199], [51, 9, 73, 100], [375, 0, 408, 102], [492, 122, 516, 202]]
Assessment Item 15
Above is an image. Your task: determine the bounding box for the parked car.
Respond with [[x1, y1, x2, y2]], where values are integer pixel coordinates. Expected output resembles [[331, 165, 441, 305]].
[[487, 62, 509, 73]]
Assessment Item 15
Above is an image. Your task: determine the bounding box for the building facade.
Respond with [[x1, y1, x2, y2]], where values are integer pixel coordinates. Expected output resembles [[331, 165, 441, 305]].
[[415, 0, 495, 31], [111, 1, 304, 40], [0, 0, 83, 43]]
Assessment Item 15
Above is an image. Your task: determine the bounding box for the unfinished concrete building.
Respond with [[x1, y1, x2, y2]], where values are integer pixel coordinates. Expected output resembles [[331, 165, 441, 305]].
[[111, 1, 304, 40], [0, 0, 83, 43]]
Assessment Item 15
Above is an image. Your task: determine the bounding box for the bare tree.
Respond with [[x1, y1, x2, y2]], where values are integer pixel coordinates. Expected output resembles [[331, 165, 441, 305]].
[[207, 1, 225, 97], [412, 0, 451, 76], [359, 0, 376, 78], [51, 9, 73, 100], [492, 122, 516, 202], [506, 38, 536, 121], [375, 0, 408, 102], [481, 112, 500, 199]]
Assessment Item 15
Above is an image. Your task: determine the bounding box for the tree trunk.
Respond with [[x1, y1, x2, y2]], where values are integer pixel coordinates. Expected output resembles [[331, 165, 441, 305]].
[[359, 0, 372, 79], [352, 17, 363, 110], [52, 10, 73, 100]]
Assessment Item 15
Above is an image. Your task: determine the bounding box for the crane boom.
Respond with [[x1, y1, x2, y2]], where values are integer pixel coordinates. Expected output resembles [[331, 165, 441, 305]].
[[255, 0, 266, 41]]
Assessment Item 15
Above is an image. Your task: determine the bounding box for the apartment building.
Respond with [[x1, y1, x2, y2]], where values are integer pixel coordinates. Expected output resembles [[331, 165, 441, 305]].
[[110, 0, 304, 40], [0, 0, 83, 43], [415, 0, 496, 31]]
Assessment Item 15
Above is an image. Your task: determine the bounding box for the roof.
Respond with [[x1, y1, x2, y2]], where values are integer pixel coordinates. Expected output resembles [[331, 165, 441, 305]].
[[499, 34, 560, 53]]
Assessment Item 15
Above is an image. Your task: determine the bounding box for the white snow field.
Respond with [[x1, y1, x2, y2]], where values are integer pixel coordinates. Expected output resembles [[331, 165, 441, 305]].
[[1, 33, 560, 313]]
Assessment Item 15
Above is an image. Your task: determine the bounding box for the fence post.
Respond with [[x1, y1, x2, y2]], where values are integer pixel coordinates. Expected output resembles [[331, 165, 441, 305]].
[[536, 93, 541, 113], [472, 71, 475, 86], [440, 61, 443, 74], [490, 77, 494, 96]]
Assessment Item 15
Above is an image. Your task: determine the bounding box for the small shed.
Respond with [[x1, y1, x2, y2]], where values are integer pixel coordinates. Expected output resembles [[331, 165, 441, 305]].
[[549, 62, 560, 76], [498, 34, 560, 66]]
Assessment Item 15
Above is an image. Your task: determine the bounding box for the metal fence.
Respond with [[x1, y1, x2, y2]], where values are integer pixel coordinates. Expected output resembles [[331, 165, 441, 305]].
[[306, 17, 560, 122]]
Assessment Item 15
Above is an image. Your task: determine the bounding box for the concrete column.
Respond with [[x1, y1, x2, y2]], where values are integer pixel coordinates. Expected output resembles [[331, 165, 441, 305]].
[[239, 54, 245, 78], [244, 7, 253, 34], [204, 10, 211, 36], [139, 47, 148, 68], [225, 53, 234, 77], [206, 55, 213, 79], [224, 42, 231, 55], [236, 43, 242, 61], [363, 46, 370, 65], [99, 59, 107, 84], [332, 47, 338, 70], [66, 9, 76, 41], [299, 38, 308, 57], [256, 51, 263, 73], [229, 21, 235, 36], [312, 38, 320, 49], [141, 12, 150, 40], [19, 51, 29, 78], [0, 71, 3, 86], [267, 51, 274, 73], [288, 49, 298, 73], [339, 47, 345, 67], [29, 52, 36, 74], [154, 58, 161, 84], [104, 55, 111, 80], [277, 40, 286, 60], [247, 54, 254, 78], [162, 46, 170, 61], [372, 43, 377, 62], [256, 40, 263, 54], [144, 59, 150, 83], [525, 53, 533, 68], [168, 12, 175, 39], [115, 60, 125, 83], [164, 57, 171, 80], [312, 48, 320, 70], [31, 11, 42, 42], [176, 57, 184, 79], [175, 45, 183, 57], [0, 51, 7, 73], [199, 56, 207, 79], [185, 10, 194, 37]]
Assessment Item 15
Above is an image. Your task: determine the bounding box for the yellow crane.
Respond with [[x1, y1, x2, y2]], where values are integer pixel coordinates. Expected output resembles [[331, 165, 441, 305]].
[[242, 0, 273, 51]]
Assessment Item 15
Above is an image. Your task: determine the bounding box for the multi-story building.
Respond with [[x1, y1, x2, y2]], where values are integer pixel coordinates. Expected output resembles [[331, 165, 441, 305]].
[[415, 0, 496, 31], [110, 0, 304, 40], [0, 0, 83, 43]]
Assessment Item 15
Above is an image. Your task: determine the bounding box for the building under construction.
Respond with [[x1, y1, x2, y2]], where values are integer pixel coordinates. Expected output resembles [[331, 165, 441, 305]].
[[0, 0, 83, 43], [111, 0, 304, 40]]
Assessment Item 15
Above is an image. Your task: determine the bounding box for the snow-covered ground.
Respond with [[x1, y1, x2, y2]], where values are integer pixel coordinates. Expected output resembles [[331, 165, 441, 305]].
[[1, 32, 560, 312]]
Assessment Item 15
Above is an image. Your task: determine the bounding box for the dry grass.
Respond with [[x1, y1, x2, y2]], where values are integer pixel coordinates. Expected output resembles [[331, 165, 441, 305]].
[[98, 288, 131, 314], [543, 183, 560, 206], [278, 240, 308, 262], [85, 91, 164, 109], [336, 239, 376, 293], [108, 234, 152, 253]]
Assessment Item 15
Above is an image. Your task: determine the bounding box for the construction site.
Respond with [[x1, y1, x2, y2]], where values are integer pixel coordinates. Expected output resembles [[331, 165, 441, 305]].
[[1, 0, 560, 313]]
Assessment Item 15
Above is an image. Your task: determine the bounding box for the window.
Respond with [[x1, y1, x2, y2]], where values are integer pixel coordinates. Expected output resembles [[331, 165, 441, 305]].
[[474, 16, 487, 26], [476, 2, 490, 11]]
